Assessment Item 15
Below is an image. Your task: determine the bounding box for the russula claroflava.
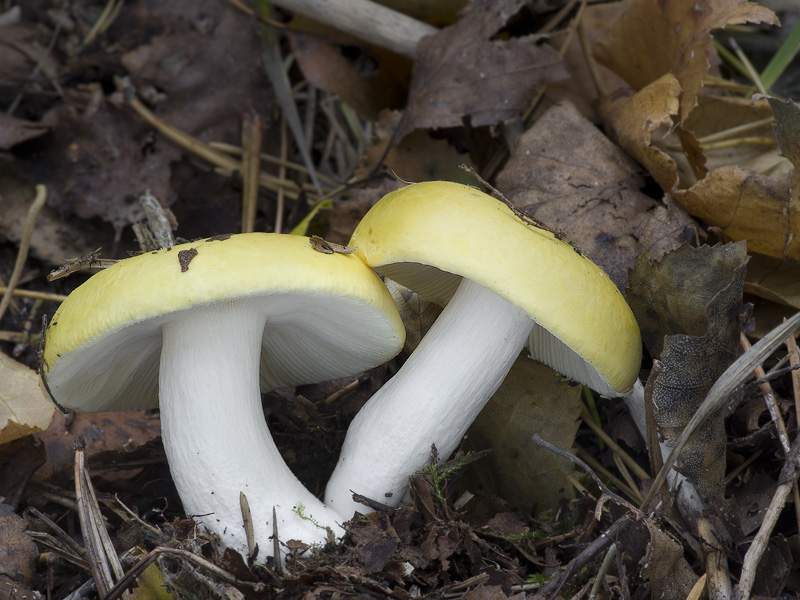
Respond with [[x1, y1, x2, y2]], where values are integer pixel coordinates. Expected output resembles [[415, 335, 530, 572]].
[[325, 181, 642, 517], [41, 233, 405, 559]]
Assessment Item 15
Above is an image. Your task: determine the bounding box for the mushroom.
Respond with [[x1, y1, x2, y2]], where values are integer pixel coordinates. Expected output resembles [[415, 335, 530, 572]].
[[325, 182, 642, 517], [41, 233, 405, 560]]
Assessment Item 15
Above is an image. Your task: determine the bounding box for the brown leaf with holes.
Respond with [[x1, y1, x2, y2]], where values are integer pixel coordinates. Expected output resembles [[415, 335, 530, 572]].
[[395, 0, 568, 140], [593, 0, 777, 123], [497, 101, 698, 289], [598, 73, 681, 193], [627, 242, 749, 503]]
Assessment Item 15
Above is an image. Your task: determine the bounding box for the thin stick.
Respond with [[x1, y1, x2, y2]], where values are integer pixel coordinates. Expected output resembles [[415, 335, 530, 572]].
[[0, 185, 47, 324], [580, 407, 651, 483], [241, 113, 262, 233], [275, 116, 288, 234], [785, 326, 800, 422], [735, 432, 800, 600], [741, 330, 800, 533], [0, 287, 66, 302]]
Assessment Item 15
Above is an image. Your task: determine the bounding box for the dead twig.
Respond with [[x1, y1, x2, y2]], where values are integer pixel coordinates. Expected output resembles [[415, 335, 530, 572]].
[[735, 431, 800, 600], [0, 184, 47, 324]]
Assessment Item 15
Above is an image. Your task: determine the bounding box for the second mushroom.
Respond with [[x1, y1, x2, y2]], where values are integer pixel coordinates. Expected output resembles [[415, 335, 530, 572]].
[[325, 181, 642, 517]]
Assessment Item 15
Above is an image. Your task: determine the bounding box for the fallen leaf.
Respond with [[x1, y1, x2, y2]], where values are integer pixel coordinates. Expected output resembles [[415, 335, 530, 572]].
[[627, 243, 749, 503], [365, 111, 475, 185], [395, 0, 568, 140], [672, 165, 799, 261], [593, 0, 778, 123], [497, 101, 698, 289], [0, 351, 54, 444], [465, 356, 582, 512], [0, 509, 38, 588], [34, 409, 161, 480], [638, 519, 699, 599], [744, 254, 800, 309], [384, 278, 442, 354], [0, 113, 48, 150], [598, 73, 681, 193], [290, 32, 409, 121], [13, 99, 179, 230]]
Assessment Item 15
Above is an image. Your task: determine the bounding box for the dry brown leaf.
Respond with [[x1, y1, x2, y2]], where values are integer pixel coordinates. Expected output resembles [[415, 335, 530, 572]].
[[13, 99, 179, 230], [598, 73, 681, 193], [627, 243, 748, 503], [593, 0, 777, 123], [465, 356, 581, 513], [638, 520, 699, 599], [744, 254, 800, 310], [0, 351, 54, 445], [497, 101, 697, 289], [34, 409, 161, 479], [0, 113, 48, 150], [672, 165, 799, 261], [395, 0, 568, 140], [290, 32, 409, 121], [364, 111, 474, 184], [384, 279, 442, 354], [0, 511, 39, 591]]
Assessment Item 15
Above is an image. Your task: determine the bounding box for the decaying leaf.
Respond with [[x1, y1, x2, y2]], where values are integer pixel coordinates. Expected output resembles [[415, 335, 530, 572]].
[[0, 113, 49, 150], [465, 356, 582, 512], [672, 165, 799, 261], [593, 0, 778, 123], [497, 101, 697, 289], [638, 519, 699, 600], [395, 0, 568, 140], [384, 278, 442, 354], [13, 100, 179, 230], [0, 351, 54, 444], [598, 73, 681, 193], [627, 243, 749, 503], [744, 254, 800, 310]]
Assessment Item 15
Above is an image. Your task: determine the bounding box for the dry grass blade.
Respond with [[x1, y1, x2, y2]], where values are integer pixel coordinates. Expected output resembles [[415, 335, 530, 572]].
[[0, 184, 47, 323], [735, 432, 800, 600], [641, 311, 800, 510]]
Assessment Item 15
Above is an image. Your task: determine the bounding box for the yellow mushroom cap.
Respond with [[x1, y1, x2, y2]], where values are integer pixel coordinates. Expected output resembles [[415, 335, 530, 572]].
[[42, 233, 405, 411], [350, 181, 641, 396]]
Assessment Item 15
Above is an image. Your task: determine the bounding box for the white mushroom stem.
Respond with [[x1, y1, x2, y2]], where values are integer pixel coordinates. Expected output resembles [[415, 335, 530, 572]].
[[325, 278, 534, 517], [158, 302, 344, 560]]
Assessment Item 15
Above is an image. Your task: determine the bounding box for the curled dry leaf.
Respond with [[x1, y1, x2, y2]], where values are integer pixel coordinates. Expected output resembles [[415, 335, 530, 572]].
[[395, 0, 568, 140], [638, 519, 699, 600], [627, 243, 749, 504], [673, 166, 799, 261], [598, 73, 682, 193], [0, 113, 48, 150], [0, 351, 54, 445], [593, 0, 778, 123], [497, 101, 697, 289]]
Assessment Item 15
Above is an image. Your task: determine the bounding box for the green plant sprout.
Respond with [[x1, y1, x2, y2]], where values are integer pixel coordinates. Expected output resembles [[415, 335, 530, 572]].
[[425, 450, 474, 502], [293, 503, 335, 540]]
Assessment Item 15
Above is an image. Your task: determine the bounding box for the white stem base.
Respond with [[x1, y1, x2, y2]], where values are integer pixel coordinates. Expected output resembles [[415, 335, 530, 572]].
[[325, 278, 534, 517], [159, 303, 344, 560]]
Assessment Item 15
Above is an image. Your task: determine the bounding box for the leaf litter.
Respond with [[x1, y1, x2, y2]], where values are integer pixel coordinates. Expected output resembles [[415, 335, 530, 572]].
[[0, 0, 800, 598]]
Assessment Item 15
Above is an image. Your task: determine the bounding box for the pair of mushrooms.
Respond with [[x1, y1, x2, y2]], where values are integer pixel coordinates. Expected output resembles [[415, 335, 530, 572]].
[[42, 181, 641, 561]]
